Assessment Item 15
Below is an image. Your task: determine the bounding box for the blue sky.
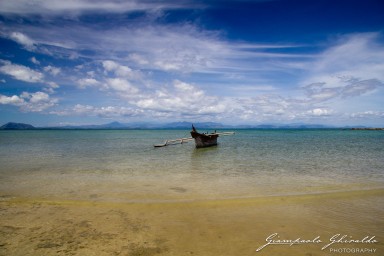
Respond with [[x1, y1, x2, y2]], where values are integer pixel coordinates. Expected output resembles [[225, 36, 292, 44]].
[[0, 0, 383, 126]]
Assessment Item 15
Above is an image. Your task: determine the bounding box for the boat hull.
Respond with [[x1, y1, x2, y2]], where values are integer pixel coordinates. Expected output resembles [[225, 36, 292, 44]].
[[190, 131, 218, 148]]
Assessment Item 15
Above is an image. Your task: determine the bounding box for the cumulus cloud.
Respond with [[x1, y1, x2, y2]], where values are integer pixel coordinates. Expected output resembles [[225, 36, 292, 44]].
[[44, 65, 61, 76], [129, 53, 149, 65], [350, 111, 384, 118], [0, 91, 57, 112], [9, 31, 36, 50], [102, 60, 142, 80], [77, 78, 101, 89], [75, 61, 142, 97], [0, 94, 24, 105], [54, 104, 142, 118], [30, 57, 40, 65], [134, 80, 228, 117], [307, 108, 332, 116], [104, 78, 139, 94], [0, 60, 60, 94], [46, 81, 59, 89], [0, 60, 44, 83], [20, 91, 58, 111]]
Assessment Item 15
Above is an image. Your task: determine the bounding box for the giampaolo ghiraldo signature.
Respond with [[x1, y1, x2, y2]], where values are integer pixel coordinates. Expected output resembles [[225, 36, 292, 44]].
[[256, 233, 378, 252]]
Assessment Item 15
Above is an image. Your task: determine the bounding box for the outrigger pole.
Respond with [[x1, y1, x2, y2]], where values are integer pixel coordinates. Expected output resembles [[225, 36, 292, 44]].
[[153, 137, 194, 147], [153, 131, 235, 148]]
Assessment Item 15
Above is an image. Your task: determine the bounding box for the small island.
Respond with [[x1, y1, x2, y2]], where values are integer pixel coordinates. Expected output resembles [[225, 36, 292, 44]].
[[350, 128, 384, 130], [0, 122, 35, 130]]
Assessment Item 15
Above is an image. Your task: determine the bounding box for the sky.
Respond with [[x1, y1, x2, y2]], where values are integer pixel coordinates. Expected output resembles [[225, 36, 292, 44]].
[[0, 0, 383, 127]]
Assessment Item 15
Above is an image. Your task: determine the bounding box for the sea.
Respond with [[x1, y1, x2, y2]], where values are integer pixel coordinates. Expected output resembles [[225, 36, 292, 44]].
[[1, 128, 383, 202]]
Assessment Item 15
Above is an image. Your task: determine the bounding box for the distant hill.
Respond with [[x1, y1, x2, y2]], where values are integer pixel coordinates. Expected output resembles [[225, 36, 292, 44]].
[[1, 121, 347, 130], [253, 124, 332, 129], [42, 121, 229, 129], [160, 122, 226, 129], [46, 121, 160, 129], [0, 122, 35, 130]]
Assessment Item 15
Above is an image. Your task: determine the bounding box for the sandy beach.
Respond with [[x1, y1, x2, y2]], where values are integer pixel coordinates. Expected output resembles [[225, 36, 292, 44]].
[[1, 188, 383, 256]]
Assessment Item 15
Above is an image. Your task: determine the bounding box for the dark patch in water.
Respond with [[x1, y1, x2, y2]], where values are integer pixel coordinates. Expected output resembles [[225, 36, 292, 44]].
[[169, 187, 187, 193]]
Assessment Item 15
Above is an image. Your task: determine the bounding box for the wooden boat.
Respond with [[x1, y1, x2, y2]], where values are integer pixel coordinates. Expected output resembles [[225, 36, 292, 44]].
[[190, 125, 219, 148], [153, 125, 234, 148]]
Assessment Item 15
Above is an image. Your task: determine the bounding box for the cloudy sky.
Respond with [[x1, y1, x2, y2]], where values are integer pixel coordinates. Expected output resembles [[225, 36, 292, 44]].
[[0, 0, 383, 126]]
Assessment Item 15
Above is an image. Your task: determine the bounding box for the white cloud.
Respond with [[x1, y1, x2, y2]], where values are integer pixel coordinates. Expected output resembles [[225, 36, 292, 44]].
[[44, 65, 61, 76], [0, 91, 57, 112], [313, 33, 384, 79], [0, 22, 223, 73], [0, 94, 24, 105], [296, 33, 384, 120], [72, 104, 95, 115], [350, 111, 384, 118], [342, 79, 383, 98], [129, 53, 149, 65], [302, 83, 340, 102], [46, 81, 59, 89], [102, 60, 142, 80], [9, 31, 35, 50], [55, 104, 142, 118], [301, 78, 383, 103], [0, 60, 44, 83], [0, 11, 309, 80], [30, 57, 40, 65], [135, 80, 227, 116], [307, 108, 332, 116], [0, 60, 59, 95], [302, 33, 384, 90], [0, 0, 197, 16], [105, 78, 139, 94], [174, 80, 195, 92], [102, 60, 120, 72], [77, 78, 100, 89], [22, 91, 50, 103]]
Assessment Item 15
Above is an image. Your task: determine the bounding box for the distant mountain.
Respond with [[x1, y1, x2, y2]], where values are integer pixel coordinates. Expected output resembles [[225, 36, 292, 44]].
[[0, 122, 35, 130], [235, 123, 334, 129], [43, 121, 157, 129], [260, 124, 332, 129], [1, 121, 345, 130], [160, 122, 226, 129], [98, 121, 127, 128], [42, 121, 229, 129]]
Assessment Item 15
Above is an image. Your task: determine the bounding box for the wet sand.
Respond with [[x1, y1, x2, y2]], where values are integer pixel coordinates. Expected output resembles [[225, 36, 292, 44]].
[[1, 189, 383, 256]]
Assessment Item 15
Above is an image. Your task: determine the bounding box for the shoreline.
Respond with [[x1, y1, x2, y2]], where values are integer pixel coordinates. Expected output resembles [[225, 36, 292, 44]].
[[1, 188, 383, 256], [2, 187, 384, 206]]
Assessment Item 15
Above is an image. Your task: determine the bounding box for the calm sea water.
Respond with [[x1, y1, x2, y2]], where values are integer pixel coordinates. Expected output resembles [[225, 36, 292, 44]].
[[1, 129, 383, 201]]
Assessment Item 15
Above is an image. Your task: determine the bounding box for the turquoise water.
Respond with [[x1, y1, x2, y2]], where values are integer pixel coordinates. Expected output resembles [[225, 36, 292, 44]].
[[0, 129, 383, 201]]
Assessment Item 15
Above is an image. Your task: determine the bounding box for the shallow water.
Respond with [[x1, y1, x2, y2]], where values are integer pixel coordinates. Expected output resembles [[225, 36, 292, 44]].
[[1, 129, 383, 255], [0, 129, 383, 201]]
